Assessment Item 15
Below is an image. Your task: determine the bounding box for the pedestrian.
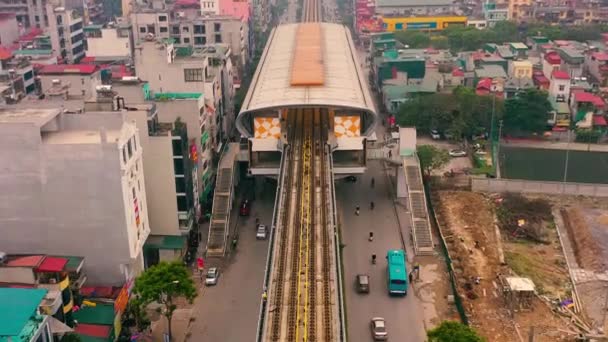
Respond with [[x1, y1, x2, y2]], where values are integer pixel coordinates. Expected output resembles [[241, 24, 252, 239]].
[[355, 206, 360, 216], [388, 150, 393, 159], [262, 291, 268, 302], [370, 201, 375, 210], [369, 231, 374, 241], [409, 272, 413, 284]]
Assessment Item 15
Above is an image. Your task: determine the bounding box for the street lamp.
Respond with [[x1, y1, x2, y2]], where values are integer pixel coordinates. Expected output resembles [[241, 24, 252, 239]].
[[162, 280, 180, 342]]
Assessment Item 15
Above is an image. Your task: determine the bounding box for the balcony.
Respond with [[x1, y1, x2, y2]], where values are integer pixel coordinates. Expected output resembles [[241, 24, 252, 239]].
[[40, 290, 62, 315]]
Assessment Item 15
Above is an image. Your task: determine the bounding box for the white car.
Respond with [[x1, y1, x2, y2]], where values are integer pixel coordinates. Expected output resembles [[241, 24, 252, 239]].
[[205, 267, 220, 286], [430, 129, 441, 140], [449, 149, 467, 157], [370, 317, 388, 341], [256, 224, 267, 240]]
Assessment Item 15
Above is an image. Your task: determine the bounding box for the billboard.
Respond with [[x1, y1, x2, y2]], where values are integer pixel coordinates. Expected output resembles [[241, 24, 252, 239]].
[[334, 116, 361, 138], [254, 117, 281, 139]]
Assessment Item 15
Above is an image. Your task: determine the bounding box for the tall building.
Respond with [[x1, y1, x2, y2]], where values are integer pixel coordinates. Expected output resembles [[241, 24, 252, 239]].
[[0, 108, 150, 285], [47, 5, 85, 63]]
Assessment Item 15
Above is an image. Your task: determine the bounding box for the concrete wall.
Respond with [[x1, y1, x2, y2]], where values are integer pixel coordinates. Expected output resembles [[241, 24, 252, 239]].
[[471, 178, 608, 197], [86, 28, 131, 60], [0, 124, 132, 285], [39, 73, 100, 98], [0, 16, 19, 46], [146, 136, 180, 235]]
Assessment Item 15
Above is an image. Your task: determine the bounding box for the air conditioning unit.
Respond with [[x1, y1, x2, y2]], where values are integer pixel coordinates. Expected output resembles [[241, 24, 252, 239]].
[[96, 85, 112, 92], [52, 79, 61, 85], [0, 252, 6, 265], [121, 76, 139, 82]]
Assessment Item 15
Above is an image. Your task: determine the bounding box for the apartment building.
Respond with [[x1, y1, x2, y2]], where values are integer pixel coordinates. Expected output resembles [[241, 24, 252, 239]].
[[556, 46, 585, 78], [47, 5, 85, 63], [84, 23, 133, 62], [84, 94, 199, 266], [0, 13, 20, 45], [549, 70, 571, 102], [37, 64, 101, 98], [203, 44, 236, 140], [0, 51, 36, 100], [483, 1, 508, 27], [585, 51, 608, 86], [131, 9, 248, 67], [508, 0, 532, 21], [0, 108, 150, 285], [374, 0, 455, 17]]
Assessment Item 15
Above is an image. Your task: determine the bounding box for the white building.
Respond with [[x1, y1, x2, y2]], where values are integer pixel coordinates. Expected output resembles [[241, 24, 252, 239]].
[[200, 0, 220, 15], [84, 23, 133, 62], [0, 108, 150, 285], [549, 69, 570, 102], [47, 5, 85, 63]]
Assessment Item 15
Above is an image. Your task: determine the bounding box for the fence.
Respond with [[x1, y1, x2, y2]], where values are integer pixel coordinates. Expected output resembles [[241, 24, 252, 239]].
[[472, 178, 608, 197], [423, 177, 469, 325]]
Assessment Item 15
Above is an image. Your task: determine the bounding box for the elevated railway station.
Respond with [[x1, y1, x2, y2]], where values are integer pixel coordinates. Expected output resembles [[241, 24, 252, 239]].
[[236, 21, 377, 176]]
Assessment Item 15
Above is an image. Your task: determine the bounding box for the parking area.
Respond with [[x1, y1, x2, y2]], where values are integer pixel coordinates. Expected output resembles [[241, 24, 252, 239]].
[[189, 178, 276, 341], [416, 136, 473, 174]]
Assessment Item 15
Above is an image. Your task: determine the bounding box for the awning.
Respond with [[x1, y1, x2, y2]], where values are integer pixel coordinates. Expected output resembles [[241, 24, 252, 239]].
[[49, 316, 74, 335], [201, 131, 210, 146], [75, 323, 111, 338], [36, 257, 68, 273], [144, 235, 186, 250], [593, 115, 607, 126]]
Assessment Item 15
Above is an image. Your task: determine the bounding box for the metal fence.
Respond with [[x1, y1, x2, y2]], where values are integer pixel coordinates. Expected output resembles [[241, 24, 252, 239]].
[[423, 180, 469, 325], [472, 178, 608, 197]]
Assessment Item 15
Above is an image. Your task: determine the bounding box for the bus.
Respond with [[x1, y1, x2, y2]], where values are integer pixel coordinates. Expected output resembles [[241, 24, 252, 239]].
[[386, 249, 408, 295]]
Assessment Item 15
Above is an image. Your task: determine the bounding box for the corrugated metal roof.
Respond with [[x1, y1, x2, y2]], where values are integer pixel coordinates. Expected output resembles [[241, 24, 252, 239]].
[[35, 257, 68, 273], [38, 64, 98, 75], [238, 23, 376, 135], [0, 288, 47, 336]]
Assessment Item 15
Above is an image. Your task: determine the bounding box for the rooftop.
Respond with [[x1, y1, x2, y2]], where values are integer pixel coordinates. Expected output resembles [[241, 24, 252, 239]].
[[73, 303, 115, 325], [5, 255, 45, 268], [41, 129, 124, 145], [0, 108, 61, 126], [544, 51, 561, 64], [552, 70, 570, 80], [573, 91, 605, 107], [0, 288, 47, 337], [591, 52, 608, 61], [557, 47, 585, 61], [38, 64, 98, 75], [475, 65, 507, 79], [509, 42, 528, 50], [376, 0, 453, 7]]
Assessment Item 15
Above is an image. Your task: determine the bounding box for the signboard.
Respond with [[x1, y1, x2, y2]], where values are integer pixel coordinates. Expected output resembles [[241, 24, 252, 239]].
[[334, 116, 361, 138], [254, 117, 281, 139], [406, 22, 437, 30]]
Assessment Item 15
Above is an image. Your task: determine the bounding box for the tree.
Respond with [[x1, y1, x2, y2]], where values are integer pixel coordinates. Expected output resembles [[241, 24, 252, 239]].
[[417, 145, 450, 176], [427, 321, 485, 342], [133, 262, 197, 340], [394, 31, 431, 48], [503, 89, 551, 134]]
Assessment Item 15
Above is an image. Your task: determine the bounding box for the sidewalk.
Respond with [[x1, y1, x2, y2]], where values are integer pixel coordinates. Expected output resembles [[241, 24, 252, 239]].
[[504, 139, 608, 152]]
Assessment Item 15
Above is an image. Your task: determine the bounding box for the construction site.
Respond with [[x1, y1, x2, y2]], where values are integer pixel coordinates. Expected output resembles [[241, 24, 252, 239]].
[[432, 190, 608, 341]]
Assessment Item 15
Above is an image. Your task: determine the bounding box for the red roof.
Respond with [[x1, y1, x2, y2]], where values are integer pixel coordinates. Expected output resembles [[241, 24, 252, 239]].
[[476, 78, 492, 95], [544, 51, 561, 65], [552, 70, 570, 80], [36, 257, 68, 273], [0, 47, 13, 60], [38, 64, 98, 75], [75, 324, 112, 338], [19, 28, 43, 42], [592, 52, 608, 61], [593, 115, 607, 126], [574, 91, 605, 107], [80, 56, 96, 64], [6, 255, 45, 267], [452, 68, 464, 77]]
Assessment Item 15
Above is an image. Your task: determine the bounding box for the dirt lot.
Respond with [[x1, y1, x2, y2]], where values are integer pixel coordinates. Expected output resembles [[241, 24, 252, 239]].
[[435, 191, 576, 341]]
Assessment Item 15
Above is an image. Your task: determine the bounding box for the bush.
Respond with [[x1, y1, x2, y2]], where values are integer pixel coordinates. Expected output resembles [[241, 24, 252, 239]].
[[427, 321, 485, 342], [575, 129, 602, 143]]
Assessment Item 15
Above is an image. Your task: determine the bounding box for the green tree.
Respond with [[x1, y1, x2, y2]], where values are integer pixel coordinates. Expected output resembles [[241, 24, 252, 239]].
[[503, 89, 551, 134], [417, 145, 450, 176], [394, 31, 431, 48], [430, 35, 449, 49], [133, 262, 197, 340], [427, 321, 485, 342]]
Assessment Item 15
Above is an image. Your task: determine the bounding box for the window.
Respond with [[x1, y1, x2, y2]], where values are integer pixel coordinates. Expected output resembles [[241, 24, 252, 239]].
[[127, 140, 133, 158], [172, 139, 184, 155], [214, 23, 221, 32], [559, 84, 565, 91], [215, 34, 222, 43], [184, 68, 204, 82], [147, 25, 155, 34], [173, 37, 181, 44], [182, 26, 189, 32], [177, 195, 188, 211], [35, 15, 39, 22], [122, 148, 127, 164], [132, 188, 136, 199], [175, 177, 186, 193], [194, 25, 205, 34], [172, 26, 180, 34], [183, 37, 190, 43], [133, 137, 137, 151], [173, 159, 185, 175], [160, 26, 168, 33], [395, 23, 403, 30], [140, 26, 146, 33], [159, 15, 167, 21], [194, 36, 206, 45]]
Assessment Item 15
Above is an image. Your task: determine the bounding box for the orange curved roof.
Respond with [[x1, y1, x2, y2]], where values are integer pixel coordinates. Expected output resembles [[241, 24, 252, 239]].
[[290, 23, 324, 86]]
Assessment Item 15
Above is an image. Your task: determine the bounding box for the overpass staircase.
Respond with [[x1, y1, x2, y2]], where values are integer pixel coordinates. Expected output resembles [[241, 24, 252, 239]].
[[206, 143, 239, 257], [403, 155, 435, 255]]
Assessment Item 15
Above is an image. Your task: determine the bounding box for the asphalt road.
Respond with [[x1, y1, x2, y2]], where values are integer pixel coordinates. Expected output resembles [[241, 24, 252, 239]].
[[190, 178, 275, 341], [337, 161, 427, 342]]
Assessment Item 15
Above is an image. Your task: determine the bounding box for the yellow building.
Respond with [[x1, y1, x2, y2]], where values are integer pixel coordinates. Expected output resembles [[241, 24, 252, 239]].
[[510, 60, 533, 79], [381, 16, 467, 32], [508, 0, 532, 21]]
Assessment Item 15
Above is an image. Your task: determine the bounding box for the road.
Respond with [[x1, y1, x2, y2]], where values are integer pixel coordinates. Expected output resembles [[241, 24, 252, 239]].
[[190, 178, 275, 341]]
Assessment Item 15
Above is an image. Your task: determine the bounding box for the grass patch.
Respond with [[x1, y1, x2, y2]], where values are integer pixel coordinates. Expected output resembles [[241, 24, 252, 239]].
[[505, 248, 570, 297], [505, 251, 547, 294]]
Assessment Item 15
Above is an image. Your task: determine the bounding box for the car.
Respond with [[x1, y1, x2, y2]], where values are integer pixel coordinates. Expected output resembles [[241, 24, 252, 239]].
[[430, 129, 441, 140], [205, 267, 220, 286], [239, 199, 251, 216], [449, 149, 467, 157], [370, 317, 388, 341], [356, 274, 370, 293], [345, 175, 357, 183], [256, 224, 267, 240]]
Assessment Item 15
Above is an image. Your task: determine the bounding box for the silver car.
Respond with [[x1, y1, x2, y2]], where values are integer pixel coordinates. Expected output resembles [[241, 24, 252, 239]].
[[370, 317, 388, 341], [205, 267, 220, 286], [256, 224, 267, 240]]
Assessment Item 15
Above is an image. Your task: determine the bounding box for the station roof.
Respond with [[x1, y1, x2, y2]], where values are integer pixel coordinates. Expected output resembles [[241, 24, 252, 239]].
[[238, 23, 376, 134]]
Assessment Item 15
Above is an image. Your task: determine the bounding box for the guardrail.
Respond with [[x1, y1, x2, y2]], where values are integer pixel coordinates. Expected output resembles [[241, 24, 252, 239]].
[[255, 145, 289, 342], [329, 151, 347, 342]]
